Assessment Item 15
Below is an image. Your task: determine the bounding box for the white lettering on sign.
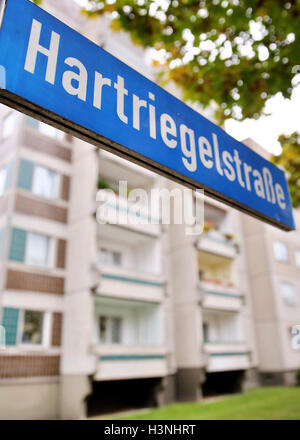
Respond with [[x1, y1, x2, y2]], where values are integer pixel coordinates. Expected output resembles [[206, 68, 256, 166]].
[[24, 19, 60, 85], [62, 57, 88, 101], [24, 18, 287, 212], [93, 72, 111, 110]]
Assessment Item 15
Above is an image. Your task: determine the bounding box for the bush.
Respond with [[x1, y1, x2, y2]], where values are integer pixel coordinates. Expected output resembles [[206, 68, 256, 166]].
[[296, 369, 300, 386]]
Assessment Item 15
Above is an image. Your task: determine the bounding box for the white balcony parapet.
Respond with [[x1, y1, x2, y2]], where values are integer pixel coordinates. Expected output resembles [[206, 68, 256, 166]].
[[96, 192, 161, 237], [96, 265, 165, 302], [204, 341, 247, 351], [98, 149, 156, 180], [93, 345, 168, 381], [92, 344, 166, 356], [199, 280, 244, 311], [197, 230, 239, 259], [203, 342, 250, 372]]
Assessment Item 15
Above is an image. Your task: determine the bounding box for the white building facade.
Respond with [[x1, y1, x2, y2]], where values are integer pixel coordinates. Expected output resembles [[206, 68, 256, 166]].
[[0, 0, 299, 420]]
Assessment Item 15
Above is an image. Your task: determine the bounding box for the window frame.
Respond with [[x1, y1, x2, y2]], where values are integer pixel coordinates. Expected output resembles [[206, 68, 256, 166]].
[[2, 111, 18, 139], [0, 166, 7, 197], [38, 121, 65, 141], [273, 240, 289, 263], [98, 247, 122, 267], [202, 322, 209, 343], [25, 231, 55, 269], [32, 164, 60, 200], [295, 250, 300, 268], [97, 315, 123, 345], [279, 281, 298, 307], [25, 116, 65, 142], [16, 309, 51, 349]]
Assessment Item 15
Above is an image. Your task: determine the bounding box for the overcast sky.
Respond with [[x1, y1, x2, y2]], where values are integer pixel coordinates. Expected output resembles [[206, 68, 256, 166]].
[[225, 86, 300, 156]]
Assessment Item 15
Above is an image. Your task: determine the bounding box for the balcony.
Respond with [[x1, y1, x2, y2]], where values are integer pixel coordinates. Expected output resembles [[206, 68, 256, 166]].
[[96, 191, 161, 237], [95, 222, 164, 301], [202, 309, 247, 372], [197, 230, 238, 260], [92, 296, 167, 380], [203, 342, 250, 372], [93, 345, 168, 381], [199, 280, 244, 311], [98, 149, 156, 183], [97, 265, 165, 302]]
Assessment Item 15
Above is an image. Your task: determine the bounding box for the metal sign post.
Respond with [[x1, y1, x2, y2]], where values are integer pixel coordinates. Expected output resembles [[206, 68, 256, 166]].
[[0, 0, 295, 231]]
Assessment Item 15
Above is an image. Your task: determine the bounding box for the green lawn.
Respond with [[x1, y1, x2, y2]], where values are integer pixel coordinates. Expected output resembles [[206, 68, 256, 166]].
[[114, 387, 300, 420]]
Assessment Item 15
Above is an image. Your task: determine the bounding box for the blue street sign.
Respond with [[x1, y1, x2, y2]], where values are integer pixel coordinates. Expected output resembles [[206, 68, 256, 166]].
[[0, 0, 295, 230]]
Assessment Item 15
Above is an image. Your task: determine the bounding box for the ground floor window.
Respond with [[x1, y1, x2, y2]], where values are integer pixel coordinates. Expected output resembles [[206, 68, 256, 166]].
[[21, 310, 44, 345]]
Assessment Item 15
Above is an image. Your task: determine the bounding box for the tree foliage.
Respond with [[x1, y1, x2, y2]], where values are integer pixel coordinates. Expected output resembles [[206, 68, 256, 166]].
[[34, 0, 300, 206], [272, 133, 300, 208], [83, 0, 300, 124]]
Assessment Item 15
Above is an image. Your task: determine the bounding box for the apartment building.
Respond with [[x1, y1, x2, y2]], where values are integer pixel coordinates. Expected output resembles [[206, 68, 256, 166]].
[[242, 139, 300, 386], [0, 0, 298, 420], [169, 183, 259, 401], [0, 0, 175, 420], [0, 106, 71, 418], [0, 107, 259, 419]]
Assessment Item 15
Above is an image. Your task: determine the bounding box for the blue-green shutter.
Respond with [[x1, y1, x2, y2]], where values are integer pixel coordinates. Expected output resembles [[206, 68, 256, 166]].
[[9, 227, 27, 262], [25, 116, 39, 129], [2, 307, 19, 346], [18, 159, 34, 190], [4, 160, 14, 190]]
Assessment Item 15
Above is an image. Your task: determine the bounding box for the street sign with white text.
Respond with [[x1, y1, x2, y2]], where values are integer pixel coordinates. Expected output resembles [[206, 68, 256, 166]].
[[0, 0, 295, 230]]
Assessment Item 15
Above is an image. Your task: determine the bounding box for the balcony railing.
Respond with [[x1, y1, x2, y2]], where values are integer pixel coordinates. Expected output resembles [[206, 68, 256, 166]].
[[96, 192, 161, 236], [94, 264, 165, 302], [203, 342, 250, 372], [93, 345, 168, 380], [92, 344, 166, 356], [197, 230, 239, 259], [198, 280, 244, 311]]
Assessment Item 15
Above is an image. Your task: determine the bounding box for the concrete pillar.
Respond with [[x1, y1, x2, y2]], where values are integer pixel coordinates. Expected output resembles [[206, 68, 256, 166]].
[[153, 375, 176, 407], [169, 188, 205, 401], [59, 375, 91, 419], [242, 367, 259, 391], [176, 368, 206, 402]]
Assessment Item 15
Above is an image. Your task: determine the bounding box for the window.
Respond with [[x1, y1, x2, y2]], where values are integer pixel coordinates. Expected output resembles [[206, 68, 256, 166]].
[[98, 316, 122, 344], [198, 270, 205, 281], [98, 248, 122, 266], [21, 310, 43, 345], [39, 122, 65, 141], [32, 165, 59, 199], [26, 232, 51, 267], [25, 116, 65, 141], [0, 166, 7, 196], [289, 325, 300, 351], [202, 322, 209, 342], [273, 241, 289, 262], [2, 112, 17, 139], [295, 250, 300, 267], [280, 282, 298, 306], [111, 317, 122, 343]]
